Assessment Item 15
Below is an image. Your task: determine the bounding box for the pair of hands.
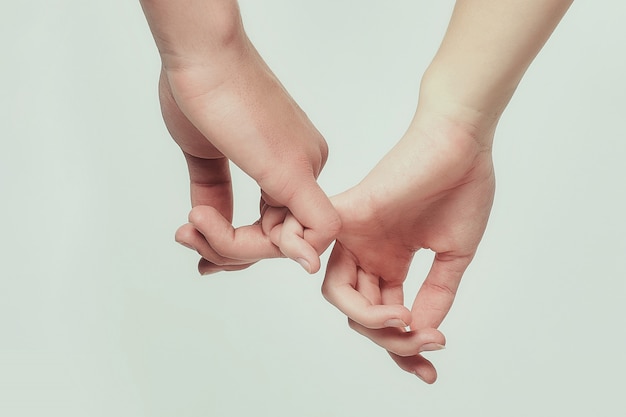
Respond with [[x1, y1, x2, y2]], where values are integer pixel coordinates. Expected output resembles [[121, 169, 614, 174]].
[[163, 59, 495, 382], [142, 0, 496, 383]]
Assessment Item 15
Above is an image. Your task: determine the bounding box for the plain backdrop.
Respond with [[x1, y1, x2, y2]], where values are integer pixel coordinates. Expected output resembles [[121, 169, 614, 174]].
[[1, 1, 625, 416]]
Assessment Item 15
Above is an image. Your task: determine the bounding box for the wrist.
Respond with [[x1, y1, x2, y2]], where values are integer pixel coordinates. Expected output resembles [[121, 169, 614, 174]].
[[416, 64, 513, 142], [143, 0, 250, 72], [352, 114, 494, 222]]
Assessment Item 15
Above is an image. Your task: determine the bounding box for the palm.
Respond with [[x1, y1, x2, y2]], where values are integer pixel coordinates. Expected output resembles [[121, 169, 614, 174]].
[[323, 131, 495, 382]]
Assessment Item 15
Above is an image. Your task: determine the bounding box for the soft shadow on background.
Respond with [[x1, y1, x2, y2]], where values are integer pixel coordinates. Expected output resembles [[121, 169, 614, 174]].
[[1, 1, 624, 416]]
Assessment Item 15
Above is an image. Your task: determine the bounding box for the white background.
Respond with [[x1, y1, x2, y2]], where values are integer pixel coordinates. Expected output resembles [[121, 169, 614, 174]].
[[1, 1, 625, 416]]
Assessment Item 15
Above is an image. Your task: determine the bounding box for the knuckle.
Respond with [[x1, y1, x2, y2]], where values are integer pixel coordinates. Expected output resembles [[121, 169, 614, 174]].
[[174, 225, 193, 244], [324, 214, 342, 238], [320, 281, 333, 301], [347, 318, 359, 331], [187, 206, 208, 224]]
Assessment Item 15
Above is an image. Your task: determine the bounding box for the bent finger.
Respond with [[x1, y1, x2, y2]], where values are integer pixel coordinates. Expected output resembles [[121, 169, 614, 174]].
[[263, 174, 340, 255], [188, 205, 283, 261], [260, 205, 287, 236], [322, 242, 412, 329], [348, 320, 445, 357], [388, 352, 439, 384], [271, 212, 320, 274], [295, 181, 342, 255], [175, 223, 250, 266], [356, 268, 383, 305]]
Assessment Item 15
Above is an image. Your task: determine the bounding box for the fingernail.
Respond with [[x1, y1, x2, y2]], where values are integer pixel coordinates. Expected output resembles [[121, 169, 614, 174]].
[[295, 258, 311, 274], [177, 241, 194, 250], [413, 371, 427, 383], [419, 343, 446, 353], [383, 319, 408, 328]]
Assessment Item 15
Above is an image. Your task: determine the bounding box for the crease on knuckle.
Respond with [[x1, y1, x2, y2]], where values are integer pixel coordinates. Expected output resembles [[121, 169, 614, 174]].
[[174, 226, 193, 244], [422, 281, 457, 298]]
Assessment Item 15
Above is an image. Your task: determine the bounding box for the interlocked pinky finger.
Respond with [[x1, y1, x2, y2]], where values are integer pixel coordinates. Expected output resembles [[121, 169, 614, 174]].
[[271, 212, 320, 274], [188, 205, 283, 261], [260, 206, 288, 236]]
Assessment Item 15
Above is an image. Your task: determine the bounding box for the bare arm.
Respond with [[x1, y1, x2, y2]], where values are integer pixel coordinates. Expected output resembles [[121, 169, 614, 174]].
[[419, 0, 574, 135], [139, 0, 341, 273], [322, 0, 573, 382]]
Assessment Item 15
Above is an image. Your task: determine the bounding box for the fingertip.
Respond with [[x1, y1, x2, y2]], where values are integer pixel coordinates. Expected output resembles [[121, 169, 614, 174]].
[[287, 244, 319, 274], [414, 359, 439, 384], [419, 343, 446, 353], [383, 318, 409, 329], [198, 259, 220, 276], [411, 327, 447, 355], [382, 307, 413, 329], [295, 257, 320, 274], [177, 240, 195, 251], [174, 223, 194, 243], [174, 226, 194, 250], [389, 352, 438, 384], [188, 204, 216, 225], [275, 214, 320, 273], [414, 369, 438, 384], [198, 258, 253, 275], [187, 205, 202, 223]]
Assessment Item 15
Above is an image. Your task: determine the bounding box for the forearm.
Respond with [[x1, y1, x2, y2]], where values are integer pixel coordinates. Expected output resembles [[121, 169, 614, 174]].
[[139, 0, 248, 70], [417, 0, 573, 138]]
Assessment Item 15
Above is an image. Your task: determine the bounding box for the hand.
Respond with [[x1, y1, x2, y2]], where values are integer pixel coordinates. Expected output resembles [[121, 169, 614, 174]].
[[141, 0, 340, 273], [320, 114, 496, 383]]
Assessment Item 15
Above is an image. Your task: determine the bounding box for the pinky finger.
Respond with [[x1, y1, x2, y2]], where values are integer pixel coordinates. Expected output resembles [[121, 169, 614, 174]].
[[271, 212, 320, 274], [388, 352, 438, 384]]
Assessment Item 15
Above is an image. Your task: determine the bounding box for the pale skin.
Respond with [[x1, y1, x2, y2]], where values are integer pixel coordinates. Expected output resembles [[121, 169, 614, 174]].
[[139, 0, 341, 274], [145, 0, 574, 382], [318, 0, 574, 383]]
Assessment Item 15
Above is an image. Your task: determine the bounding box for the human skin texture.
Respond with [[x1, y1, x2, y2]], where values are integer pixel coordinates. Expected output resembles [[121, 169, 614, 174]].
[[140, 0, 341, 274], [172, 0, 573, 382], [319, 0, 573, 382]]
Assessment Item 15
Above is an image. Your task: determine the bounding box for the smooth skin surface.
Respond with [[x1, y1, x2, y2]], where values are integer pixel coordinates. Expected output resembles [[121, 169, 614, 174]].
[[140, 0, 341, 274], [316, 0, 574, 382], [163, 0, 573, 382]]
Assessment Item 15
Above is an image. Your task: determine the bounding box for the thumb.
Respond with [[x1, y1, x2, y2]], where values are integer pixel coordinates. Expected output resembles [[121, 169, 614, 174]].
[[280, 176, 342, 255], [259, 172, 341, 256]]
